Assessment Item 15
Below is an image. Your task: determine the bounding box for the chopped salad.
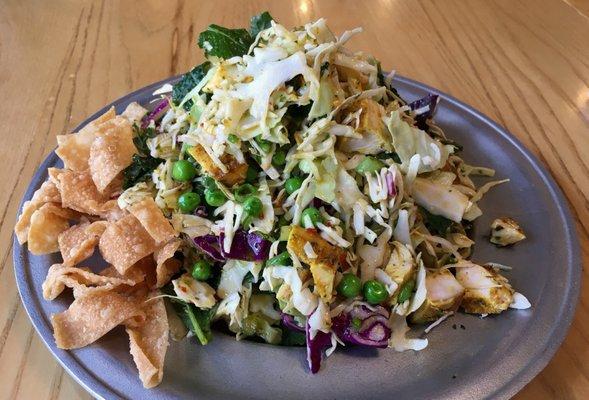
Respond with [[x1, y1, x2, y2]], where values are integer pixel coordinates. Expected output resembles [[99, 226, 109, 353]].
[[15, 12, 530, 387]]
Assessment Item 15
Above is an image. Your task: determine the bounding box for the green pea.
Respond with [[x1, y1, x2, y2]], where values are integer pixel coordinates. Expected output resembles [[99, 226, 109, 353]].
[[397, 280, 415, 303], [337, 273, 362, 298], [363, 280, 388, 305], [172, 160, 197, 182], [204, 188, 226, 207], [177, 192, 201, 213], [285, 176, 303, 195], [228, 134, 239, 144], [256, 138, 272, 153], [272, 149, 287, 166], [300, 207, 323, 228], [246, 166, 258, 183], [243, 196, 263, 218], [355, 156, 385, 174], [351, 317, 362, 330], [267, 251, 292, 266], [191, 260, 212, 281], [234, 183, 257, 203]]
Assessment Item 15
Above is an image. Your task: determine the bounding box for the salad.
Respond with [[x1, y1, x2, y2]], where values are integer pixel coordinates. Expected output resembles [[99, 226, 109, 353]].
[[15, 11, 530, 388]]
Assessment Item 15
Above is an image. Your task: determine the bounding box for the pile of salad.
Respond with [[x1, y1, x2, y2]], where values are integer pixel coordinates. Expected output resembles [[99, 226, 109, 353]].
[[121, 12, 530, 373]]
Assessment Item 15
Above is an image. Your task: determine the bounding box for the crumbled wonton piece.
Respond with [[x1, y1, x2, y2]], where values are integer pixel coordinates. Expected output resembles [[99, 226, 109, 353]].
[[122, 102, 148, 123], [153, 239, 183, 288], [56, 169, 111, 215], [99, 214, 158, 274], [52, 288, 145, 349], [89, 116, 135, 193], [128, 197, 177, 244], [58, 220, 108, 266], [27, 203, 77, 255], [126, 293, 169, 388], [55, 107, 116, 171]]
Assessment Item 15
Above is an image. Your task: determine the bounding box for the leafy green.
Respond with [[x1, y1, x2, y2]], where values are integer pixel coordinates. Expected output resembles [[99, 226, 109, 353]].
[[172, 62, 211, 110], [240, 313, 282, 344], [420, 206, 453, 236], [198, 25, 253, 59], [281, 328, 306, 346], [250, 11, 274, 38], [122, 124, 163, 189]]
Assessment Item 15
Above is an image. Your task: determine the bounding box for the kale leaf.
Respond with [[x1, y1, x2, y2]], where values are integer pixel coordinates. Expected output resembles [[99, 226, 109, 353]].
[[132, 124, 157, 155], [198, 24, 253, 59], [122, 154, 162, 189], [250, 11, 274, 38], [172, 61, 211, 110]]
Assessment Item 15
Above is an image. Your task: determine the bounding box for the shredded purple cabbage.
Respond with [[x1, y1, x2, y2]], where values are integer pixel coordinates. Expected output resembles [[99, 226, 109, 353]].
[[331, 304, 391, 348], [305, 320, 333, 374], [408, 94, 439, 131], [193, 230, 271, 262], [281, 313, 305, 332], [141, 98, 170, 129]]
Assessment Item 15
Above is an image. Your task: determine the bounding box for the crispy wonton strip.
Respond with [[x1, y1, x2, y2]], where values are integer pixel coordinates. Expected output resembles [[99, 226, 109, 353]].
[[32, 180, 61, 203], [55, 107, 115, 171], [128, 197, 177, 244], [52, 288, 144, 349], [56, 169, 121, 217], [126, 294, 169, 388], [15, 180, 63, 244], [99, 214, 158, 274], [58, 220, 108, 266], [28, 204, 77, 255], [89, 116, 135, 193], [42, 263, 142, 301], [154, 239, 182, 288]]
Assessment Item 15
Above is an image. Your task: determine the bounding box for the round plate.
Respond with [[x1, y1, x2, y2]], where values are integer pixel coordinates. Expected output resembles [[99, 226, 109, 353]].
[[14, 76, 581, 400]]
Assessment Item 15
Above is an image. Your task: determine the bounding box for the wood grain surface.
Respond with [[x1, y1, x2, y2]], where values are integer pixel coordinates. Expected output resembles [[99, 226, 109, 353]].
[[1, 0, 588, 398]]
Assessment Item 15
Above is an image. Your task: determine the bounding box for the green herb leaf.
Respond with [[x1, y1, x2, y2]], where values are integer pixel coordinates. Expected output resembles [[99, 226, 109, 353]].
[[132, 124, 157, 156], [198, 24, 253, 60], [250, 11, 274, 38], [122, 154, 163, 189], [420, 206, 454, 236], [172, 62, 211, 111]]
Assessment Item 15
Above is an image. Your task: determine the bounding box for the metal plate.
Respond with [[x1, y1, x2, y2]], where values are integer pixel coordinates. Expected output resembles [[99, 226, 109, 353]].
[[13, 76, 581, 400]]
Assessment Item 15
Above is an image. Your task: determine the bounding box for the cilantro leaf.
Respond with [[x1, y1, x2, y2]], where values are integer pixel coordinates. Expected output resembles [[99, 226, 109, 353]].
[[420, 207, 454, 236], [198, 24, 253, 59], [250, 11, 274, 38], [172, 61, 211, 111]]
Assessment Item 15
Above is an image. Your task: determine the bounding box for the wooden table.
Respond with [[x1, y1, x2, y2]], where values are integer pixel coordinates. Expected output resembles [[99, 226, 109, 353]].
[[1, 0, 588, 398]]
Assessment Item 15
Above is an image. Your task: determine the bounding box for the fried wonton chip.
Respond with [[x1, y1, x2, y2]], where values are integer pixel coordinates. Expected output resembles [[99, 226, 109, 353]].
[[99, 214, 158, 274], [55, 107, 116, 171], [126, 293, 169, 388], [32, 180, 62, 203], [89, 116, 135, 193], [42, 263, 142, 301], [28, 203, 77, 255], [56, 169, 113, 216], [154, 239, 182, 288], [128, 198, 176, 244], [122, 102, 148, 123], [52, 288, 145, 349], [58, 220, 108, 266], [15, 201, 43, 244]]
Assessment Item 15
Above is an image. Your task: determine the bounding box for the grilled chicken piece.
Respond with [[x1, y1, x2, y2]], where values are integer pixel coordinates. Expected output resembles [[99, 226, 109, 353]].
[[187, 145, 247, 187], [456, 264, 514, 314], [383, 241, 416, 304], [337, 99, 392, 154], [490, 217, 526, 246], [410, 269, 464, 324], [287, 226, 347, 302]]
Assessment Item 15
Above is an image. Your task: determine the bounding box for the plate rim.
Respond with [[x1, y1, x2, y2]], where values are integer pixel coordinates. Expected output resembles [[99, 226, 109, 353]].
[[13, 74, 582, 400]]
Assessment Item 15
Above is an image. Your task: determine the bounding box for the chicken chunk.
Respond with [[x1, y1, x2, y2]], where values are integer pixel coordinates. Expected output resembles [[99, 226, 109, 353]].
[[410, 269, 464, 324], [187, 145, 247, 187], [456, 264, 514, 314], [384, 241, 416, 304], [287, 226, 347, 302], [490, 217, 526, 246], [337, 98, 392, 154]]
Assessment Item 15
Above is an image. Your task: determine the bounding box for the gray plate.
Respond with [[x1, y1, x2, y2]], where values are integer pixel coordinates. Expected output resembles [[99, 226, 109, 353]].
[[14, 75, 581, 400]]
